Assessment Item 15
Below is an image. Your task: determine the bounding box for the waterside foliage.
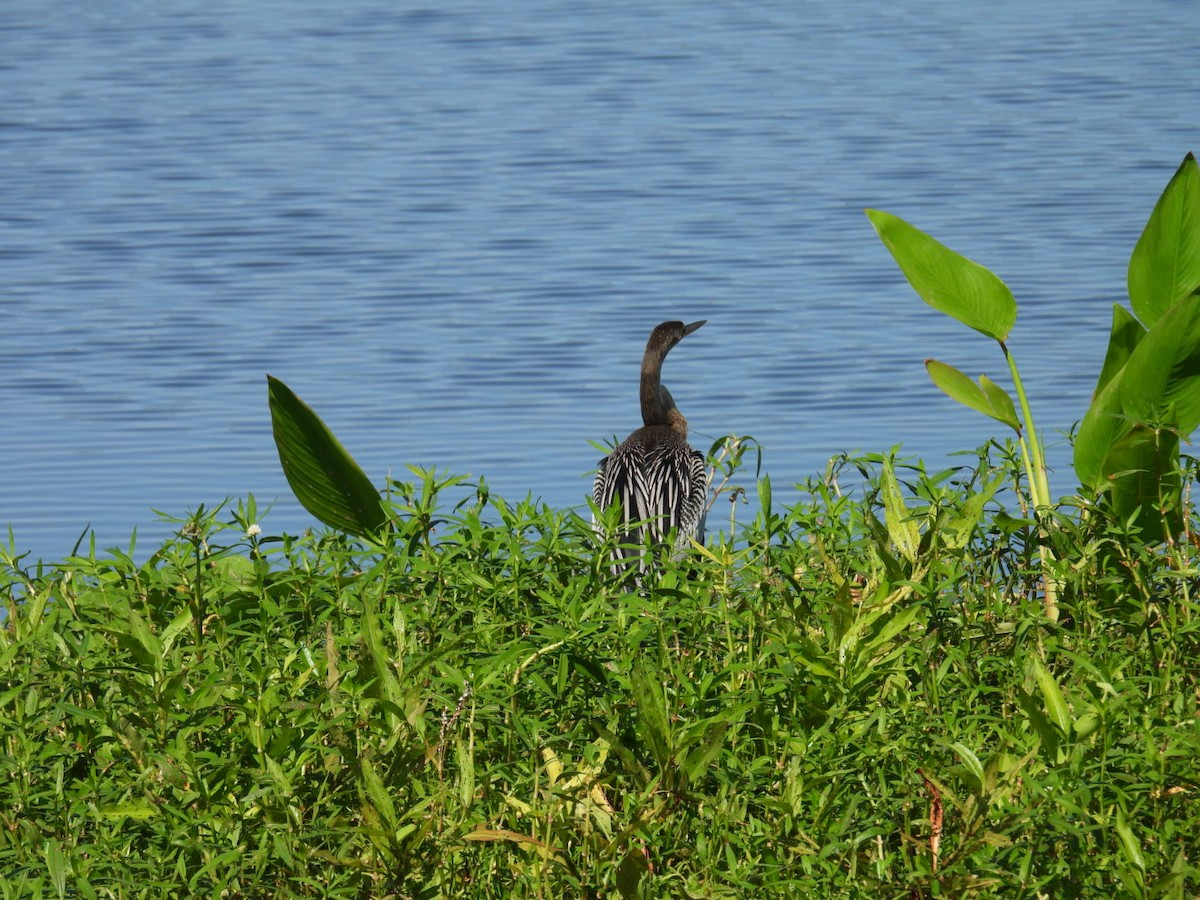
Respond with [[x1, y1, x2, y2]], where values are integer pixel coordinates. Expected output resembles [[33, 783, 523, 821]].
[[2, 447, 1199, 899]]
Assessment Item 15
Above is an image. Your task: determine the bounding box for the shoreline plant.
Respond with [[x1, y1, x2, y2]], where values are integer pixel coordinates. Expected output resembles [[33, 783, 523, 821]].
[[2, 444, 1198, 897], [2, 154, 1199, 897], [867, 153, 1200, 623]]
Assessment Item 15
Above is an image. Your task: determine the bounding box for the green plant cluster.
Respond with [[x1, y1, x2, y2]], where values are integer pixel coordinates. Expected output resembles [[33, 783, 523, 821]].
[[869, 153, 1200, 620], [3, 448, 1199, 899]]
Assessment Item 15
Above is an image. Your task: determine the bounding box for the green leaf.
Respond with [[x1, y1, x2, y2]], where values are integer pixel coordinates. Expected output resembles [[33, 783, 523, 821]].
[[1118, 296, 1200, 433], [925, 360, 1021, 432], [1114, 807, 1146, 874], [1074, 363, 1128, 491], [1094, 304, 1146, 399], [359, 755, 399, 834], [1027, 654, 1071, 736], [1075, 294, 1200, 490], [1101, 424, 1182, 542], [362, 586, 404, 711], [950, 741, 985, 795], [683, 720, 730, 783], [879, 455, 919, 563], [1128, 152, 1200, 328], [1016, 687, 1059, 761], [632, 662, 672, 771], [266, 374, 387, 539], [616, 846, 651, 900], [867, 208, 1017, 340]]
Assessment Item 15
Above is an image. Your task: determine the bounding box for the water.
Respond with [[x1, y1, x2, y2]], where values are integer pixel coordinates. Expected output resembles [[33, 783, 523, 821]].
[[3, 1, 1199, 563]]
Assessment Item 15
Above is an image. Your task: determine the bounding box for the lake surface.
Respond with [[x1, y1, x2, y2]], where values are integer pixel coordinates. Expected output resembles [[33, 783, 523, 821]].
[[3, 1, 1199, 562]]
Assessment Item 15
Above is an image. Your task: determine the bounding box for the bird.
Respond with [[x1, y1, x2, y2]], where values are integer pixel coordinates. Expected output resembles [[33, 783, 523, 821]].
[[594, 320, 709, 569]]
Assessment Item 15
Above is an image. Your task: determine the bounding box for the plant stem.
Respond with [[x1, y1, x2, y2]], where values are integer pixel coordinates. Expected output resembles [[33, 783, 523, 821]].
[[1001, 341, 1058, 621]]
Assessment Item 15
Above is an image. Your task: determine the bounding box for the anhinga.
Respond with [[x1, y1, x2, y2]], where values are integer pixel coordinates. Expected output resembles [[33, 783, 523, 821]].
[[594, 320, 708, 566]]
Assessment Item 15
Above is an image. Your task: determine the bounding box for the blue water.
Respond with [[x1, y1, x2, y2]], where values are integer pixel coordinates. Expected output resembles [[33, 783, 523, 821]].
[[3, 1, 1199, 562]]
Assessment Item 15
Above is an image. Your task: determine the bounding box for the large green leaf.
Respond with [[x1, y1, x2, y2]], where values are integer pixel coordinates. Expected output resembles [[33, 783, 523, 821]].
[[1101, 424, 1182, 542], [1118, 294, 1200, 433], [1093, 303, 1146, 399], [925, 359, 1021, 433], [867, 209, 1017, 341], [1074, 365, 1126, 491], [267, 374, 387, 539], [1128, 153, 1200, 328], [1075, 294, 1200, 490]]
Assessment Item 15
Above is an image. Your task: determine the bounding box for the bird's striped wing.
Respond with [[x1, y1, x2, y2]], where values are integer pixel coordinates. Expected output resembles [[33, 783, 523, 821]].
[[594, 442, 708, 552]]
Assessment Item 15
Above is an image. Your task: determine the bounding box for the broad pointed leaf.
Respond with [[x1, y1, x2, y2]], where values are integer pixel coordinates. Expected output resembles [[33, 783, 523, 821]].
[[867, 209, 1017, 341], [1076, 294, 1200, 490], [1128, 152, 1200, 328], [925, 360, 1021, 433], [1093, 303, 1146, 399], [1101, 424, 1182, 542], [979, 374, 1021, 433], [267, 374, 387, 539], [1075, 364, 1128, 490], [1118, 294, 1200, 433]]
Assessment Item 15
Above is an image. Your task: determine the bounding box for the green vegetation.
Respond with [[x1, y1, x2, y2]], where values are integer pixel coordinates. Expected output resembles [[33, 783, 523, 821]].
[[870, 152, 1200, 619], [2, 447, 1199, 898], [3, 154, 1199, 897]]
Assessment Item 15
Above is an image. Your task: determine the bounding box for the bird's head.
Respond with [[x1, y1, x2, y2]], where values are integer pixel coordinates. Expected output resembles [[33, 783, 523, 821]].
[[646, 320, 705, 360]]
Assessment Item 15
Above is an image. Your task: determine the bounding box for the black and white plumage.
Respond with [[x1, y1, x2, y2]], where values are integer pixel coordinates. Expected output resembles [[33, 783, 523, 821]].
[[594, 320, 708, 564]]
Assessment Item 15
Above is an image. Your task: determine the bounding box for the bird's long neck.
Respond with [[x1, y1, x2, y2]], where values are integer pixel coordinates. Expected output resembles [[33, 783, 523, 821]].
[[640, 355, 688, 438], [639, 347, 670, 427]]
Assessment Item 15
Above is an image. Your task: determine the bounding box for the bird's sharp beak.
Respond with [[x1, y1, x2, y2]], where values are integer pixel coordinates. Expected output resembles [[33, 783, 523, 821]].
[[683, 320, 706, 337]]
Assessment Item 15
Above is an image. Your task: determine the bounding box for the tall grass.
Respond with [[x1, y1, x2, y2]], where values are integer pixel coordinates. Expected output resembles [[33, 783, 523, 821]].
[[2, 446, 1198, 898]]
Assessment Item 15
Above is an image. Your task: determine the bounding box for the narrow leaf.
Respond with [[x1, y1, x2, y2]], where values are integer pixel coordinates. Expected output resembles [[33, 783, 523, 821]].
[[266, 374, 386, 539], [359, 756, 398, 833], [1028, 655, 1071, 736], [867, 208, 1017, 340], [880, 456, 920, 563], [1128, 152, 1200, 328], [1114, 808, 1147, 873], [950, 742, 985, 794], [632, 662, 671, 771], [1016, 688, 1059, 761]]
